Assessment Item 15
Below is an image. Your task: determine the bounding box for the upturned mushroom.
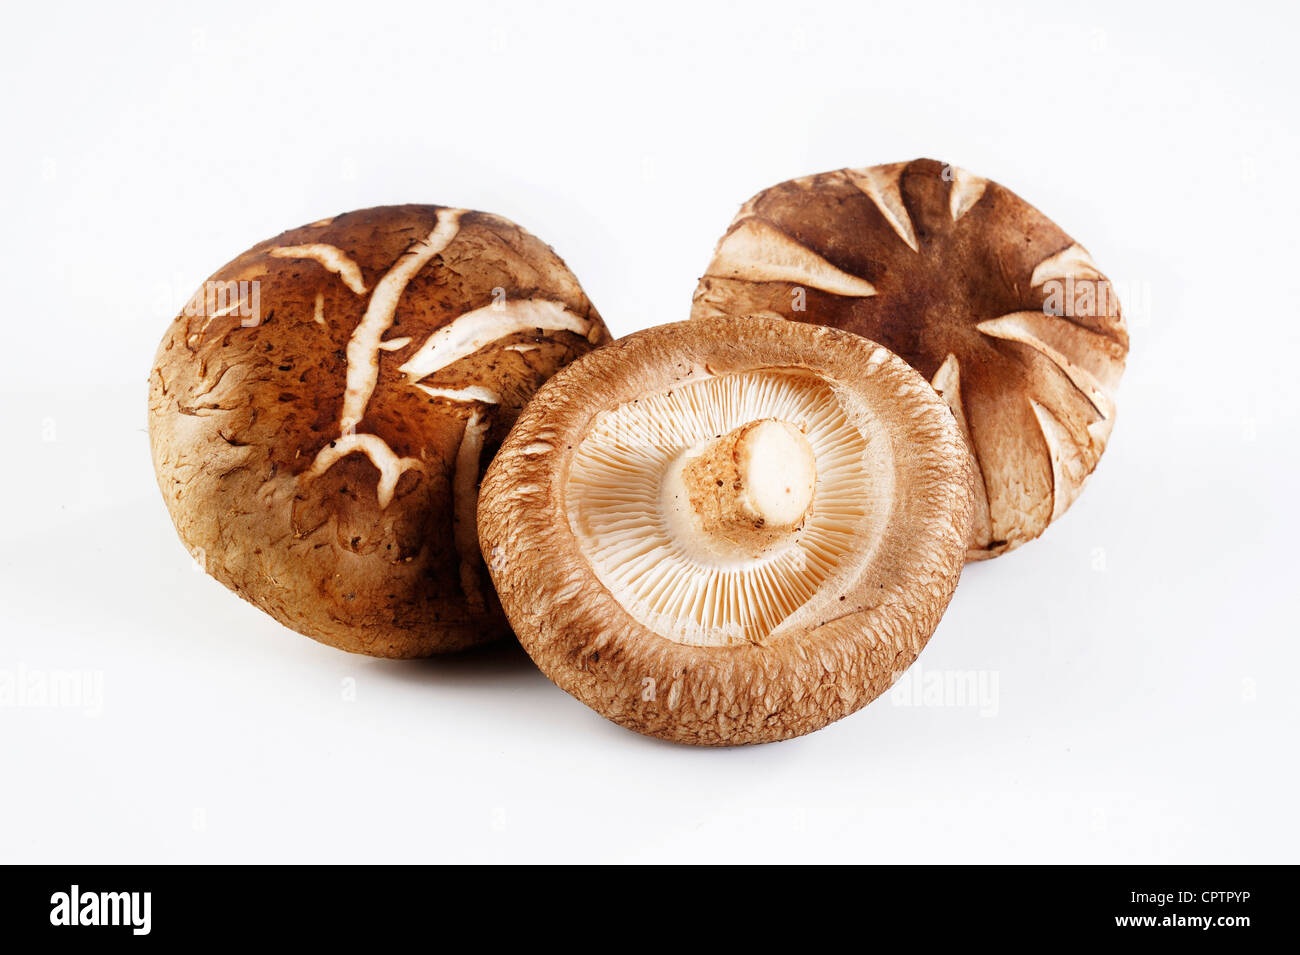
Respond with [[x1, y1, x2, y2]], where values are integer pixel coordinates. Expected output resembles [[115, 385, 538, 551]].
[[477, 317, 974, 745], [149, 205, 609, 656], [692, 159, 1128, 558]]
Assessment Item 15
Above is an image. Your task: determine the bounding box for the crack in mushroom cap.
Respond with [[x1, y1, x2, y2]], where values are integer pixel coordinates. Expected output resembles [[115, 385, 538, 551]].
[[148, 204, 609, 657], [692, 159, 1128, 559], [478, 317, 974, 745]]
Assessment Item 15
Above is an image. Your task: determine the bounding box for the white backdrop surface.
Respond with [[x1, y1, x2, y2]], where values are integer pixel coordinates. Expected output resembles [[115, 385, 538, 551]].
[[1, 0, 1295, 862]]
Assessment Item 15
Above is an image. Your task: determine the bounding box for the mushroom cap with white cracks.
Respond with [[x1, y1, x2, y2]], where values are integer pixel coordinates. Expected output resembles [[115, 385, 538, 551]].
[[692, 159, 1128, 560], [477, 317, 974, 745], [149, 205, 609, 657]]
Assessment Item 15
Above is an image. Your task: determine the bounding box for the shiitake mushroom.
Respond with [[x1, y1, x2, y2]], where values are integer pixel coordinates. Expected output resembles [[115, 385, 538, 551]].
[[693, 159, 1128, 558], [478, 317, 974, 745], [149, 205, 609, 656]]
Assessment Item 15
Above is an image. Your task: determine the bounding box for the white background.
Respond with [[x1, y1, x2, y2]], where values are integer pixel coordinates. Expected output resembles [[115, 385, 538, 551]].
[[2, 0, 1296, 863]]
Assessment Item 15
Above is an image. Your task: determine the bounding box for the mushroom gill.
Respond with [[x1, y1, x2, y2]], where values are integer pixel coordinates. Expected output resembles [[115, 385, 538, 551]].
[[564, 369, 882, 647]]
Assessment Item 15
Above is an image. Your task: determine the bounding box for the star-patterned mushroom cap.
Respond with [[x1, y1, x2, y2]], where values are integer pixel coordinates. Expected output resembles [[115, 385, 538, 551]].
[[692, 159, 1128, 559]]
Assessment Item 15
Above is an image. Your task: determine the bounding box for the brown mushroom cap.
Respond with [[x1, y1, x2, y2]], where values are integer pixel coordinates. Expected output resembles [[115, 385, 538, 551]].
[[149, 205, 609, 656], [478, 317, 974, 745], [692, 159, 1128, 559]]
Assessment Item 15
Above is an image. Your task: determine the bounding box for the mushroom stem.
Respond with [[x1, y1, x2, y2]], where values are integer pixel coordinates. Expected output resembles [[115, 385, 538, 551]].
[[681, 419, 816, 553]]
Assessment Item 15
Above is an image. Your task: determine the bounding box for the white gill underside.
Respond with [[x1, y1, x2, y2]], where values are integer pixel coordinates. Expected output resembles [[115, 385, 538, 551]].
[[566, 370, 874, 647]]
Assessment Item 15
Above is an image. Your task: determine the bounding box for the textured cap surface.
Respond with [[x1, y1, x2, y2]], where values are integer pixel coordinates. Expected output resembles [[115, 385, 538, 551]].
[[149, 205, 608, 656], [693, 159, 1128, 558]]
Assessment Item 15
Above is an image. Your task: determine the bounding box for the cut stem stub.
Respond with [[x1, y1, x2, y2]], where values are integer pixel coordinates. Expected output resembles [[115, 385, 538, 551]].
[[671, 419, 816, 559]]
